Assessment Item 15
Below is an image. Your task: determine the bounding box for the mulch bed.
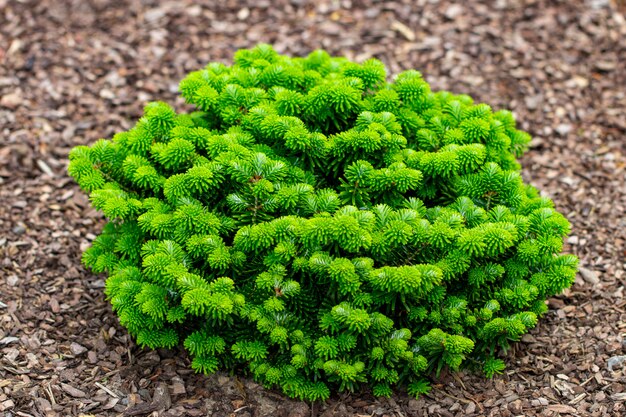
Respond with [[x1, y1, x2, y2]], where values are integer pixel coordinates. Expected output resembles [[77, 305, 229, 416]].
[[1, 0, 625, 416]]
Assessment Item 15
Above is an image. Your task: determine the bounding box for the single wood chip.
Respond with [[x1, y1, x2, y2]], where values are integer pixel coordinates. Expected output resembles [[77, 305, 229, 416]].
[[547, 404, 577, 414], [390, 20, 415, 41], [579, 267, 600, 284], [60, 383, 86, 398], [152, 382, 172, 411]]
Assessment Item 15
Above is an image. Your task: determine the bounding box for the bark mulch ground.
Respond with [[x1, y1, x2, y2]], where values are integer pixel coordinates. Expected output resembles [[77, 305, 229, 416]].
[[1, 0, 625, 416]]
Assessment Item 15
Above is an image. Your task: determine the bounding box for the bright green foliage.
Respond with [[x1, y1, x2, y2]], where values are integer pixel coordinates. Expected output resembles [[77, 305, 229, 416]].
[[69, 45, 578, 401]]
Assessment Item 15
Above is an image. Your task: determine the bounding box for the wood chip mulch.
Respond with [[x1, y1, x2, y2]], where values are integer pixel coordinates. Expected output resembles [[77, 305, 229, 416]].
[[1, 0, 625, 416]]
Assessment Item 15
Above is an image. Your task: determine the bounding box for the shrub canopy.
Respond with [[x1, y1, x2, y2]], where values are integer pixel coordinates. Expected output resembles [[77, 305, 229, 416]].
[[69, 45, 578, 401]]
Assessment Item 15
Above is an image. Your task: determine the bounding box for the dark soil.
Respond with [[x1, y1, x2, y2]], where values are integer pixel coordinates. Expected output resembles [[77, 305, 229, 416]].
[[1, 0, 625, 416]]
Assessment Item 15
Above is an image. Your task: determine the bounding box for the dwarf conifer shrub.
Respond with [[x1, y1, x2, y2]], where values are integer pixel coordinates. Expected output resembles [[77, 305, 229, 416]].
[[69, 45, 578, 401]]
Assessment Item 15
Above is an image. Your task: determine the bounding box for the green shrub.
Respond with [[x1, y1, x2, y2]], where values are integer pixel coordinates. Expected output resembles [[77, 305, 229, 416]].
[[69, 45, 578, 401]]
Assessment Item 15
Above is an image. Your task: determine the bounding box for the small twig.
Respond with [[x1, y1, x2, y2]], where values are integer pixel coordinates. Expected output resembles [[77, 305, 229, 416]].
[[95, 381, 121, 399], [580, 375, 595, 387], [0, 365, 22, 375], [452, 373, 466, 390], [515, 372, 530, 383], [435, 389, 474, 405], [569, 393, 587, 405], [45, 382, 56, 405]]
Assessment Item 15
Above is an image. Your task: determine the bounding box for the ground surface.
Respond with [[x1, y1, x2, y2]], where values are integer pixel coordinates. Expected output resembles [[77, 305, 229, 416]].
[[1, 0, 625, 416]]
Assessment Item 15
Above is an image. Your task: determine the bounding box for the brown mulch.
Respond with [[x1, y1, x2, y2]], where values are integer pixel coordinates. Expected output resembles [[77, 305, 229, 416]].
[[1, 0, 625, 416]]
